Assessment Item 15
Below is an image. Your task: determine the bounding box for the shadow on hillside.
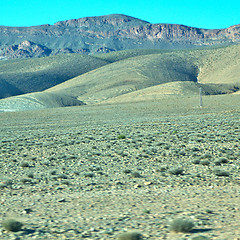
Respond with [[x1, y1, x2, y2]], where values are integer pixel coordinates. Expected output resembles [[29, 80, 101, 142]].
[[0, 80, 23, 99]]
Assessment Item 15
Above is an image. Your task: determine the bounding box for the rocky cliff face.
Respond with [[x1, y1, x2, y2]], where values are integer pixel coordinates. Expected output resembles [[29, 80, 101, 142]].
[[0, 14, 240, 59]]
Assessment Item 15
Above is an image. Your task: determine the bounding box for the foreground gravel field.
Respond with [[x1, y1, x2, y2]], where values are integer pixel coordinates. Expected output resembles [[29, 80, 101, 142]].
[[0, 95, 240, 239]]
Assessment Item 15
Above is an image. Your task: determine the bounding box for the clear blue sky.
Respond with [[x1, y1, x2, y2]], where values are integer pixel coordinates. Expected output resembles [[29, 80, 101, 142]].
[[1, 0, 240, 29]]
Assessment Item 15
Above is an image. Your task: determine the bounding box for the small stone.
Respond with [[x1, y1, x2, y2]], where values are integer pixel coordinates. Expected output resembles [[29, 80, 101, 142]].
[[23, 208, 32, 214], [115, 181, 124, 185], [90, 227, 98, 232], [81, 231, 92, 238], [144, 181, 153, 186]]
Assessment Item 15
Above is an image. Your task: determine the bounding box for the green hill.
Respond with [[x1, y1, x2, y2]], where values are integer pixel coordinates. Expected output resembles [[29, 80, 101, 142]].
[[95, 49, 171, 62], [0, 92, 84, 112], [0, 53, 110, 99], [46, 51, 199, 104], [46, 45, 240, 104], [196, 45, 240, 84], [1, 44, 240, 111]]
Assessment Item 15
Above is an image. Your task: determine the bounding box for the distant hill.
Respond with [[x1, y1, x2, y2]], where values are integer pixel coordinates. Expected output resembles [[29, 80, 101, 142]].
[[46, 45, 240, 104], [46, 50, 199, 104], [0, 92, 84, 112], [0, 53, 109, 98], [0, 44, 240, 111], [1, 14, 240, 59]]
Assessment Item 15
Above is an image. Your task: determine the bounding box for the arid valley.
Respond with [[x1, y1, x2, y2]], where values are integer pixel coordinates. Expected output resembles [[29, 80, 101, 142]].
[[0, 14, 240, 240]]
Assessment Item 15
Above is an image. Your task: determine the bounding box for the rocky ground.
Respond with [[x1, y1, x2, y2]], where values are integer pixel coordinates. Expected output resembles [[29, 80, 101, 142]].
[[0, 97, 240, 239]]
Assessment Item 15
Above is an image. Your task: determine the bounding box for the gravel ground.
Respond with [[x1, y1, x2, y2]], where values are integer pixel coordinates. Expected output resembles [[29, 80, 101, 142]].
[[0, 96, 240, 239]]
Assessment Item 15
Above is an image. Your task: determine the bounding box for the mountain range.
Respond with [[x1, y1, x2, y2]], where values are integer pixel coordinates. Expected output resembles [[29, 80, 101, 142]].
[[1, 14, 240, 59], [0, 14, 240, 112]]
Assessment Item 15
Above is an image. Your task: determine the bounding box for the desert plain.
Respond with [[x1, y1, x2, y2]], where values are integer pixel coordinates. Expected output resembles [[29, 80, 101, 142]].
[[0, 93, 240, 240], [1, 13, 240, 240]]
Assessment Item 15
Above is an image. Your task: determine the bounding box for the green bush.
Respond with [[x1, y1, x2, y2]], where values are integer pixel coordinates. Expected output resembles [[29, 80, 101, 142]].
[[20, 178, 31, 184], [200, 160, 210, 166], [218, 157, 228, 163], [169, 217, 194, 233], [83, 172, 95, 178], [192, 159, 200, 164], [2, 219, 23, 232], [20, 161, 29, 167], [131, 171, 142, 178], [118, 134, 126, 139], [27, 172, 34, 178], [168, 167, 184, 175], [212, 168, 230, 176], [214, 157, 229, 166], [117, 232, 142, 240], [190, 235, 210, 240]]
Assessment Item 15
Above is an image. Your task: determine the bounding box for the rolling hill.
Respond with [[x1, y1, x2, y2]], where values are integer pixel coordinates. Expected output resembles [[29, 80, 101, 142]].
[[46, 45, 240, 104], [0, 53, 109, 99], [0, 92, 84, 112], [46, 51, 199, 104], [0, 44, 240, 111]]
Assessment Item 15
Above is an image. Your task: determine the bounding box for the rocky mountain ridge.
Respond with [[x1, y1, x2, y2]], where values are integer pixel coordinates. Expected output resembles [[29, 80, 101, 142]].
[[0, 14, 240, 59]]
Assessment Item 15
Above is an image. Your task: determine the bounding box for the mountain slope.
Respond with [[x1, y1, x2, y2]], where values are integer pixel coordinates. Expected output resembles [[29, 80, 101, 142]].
[[0, 53, 109, 99], [0, 79, 23, 99], [1, 45, 240, 111], [0, 92, 84, 112], [196, 45, 240, 84], [46, 45, 240, 104], [1, 14, 240, 59], [46, 51, 199, 104], [0, 48, 172, 100]]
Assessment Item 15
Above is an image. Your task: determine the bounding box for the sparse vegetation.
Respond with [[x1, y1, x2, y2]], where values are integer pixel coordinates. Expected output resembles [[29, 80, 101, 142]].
[[118, 134, 126, 139], [2, 219, 23, 232], [200, 160, 210, 166], [0, 53, 109, 99], [131, 171, 142, 178], [192, 159, 200, 164], [117, 232, 143, 240], [169, 217, 194, 233], [212, 168, 230, 176], [168, 167, 184, 175], [190, 236, 210, 240], [83, 172, 95, 178], [0, 88, 239, 239], [20, 161, 29, 167]]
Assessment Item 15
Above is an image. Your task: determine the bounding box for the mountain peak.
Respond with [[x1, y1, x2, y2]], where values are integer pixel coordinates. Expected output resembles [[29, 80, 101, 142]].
[[19, 40, 33, 47], [53, 14, 149, 27]]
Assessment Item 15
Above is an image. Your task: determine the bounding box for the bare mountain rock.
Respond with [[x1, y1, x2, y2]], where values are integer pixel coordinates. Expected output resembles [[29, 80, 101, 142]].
[[0, 14, 240, 59], [0, 40, 52, 59]]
